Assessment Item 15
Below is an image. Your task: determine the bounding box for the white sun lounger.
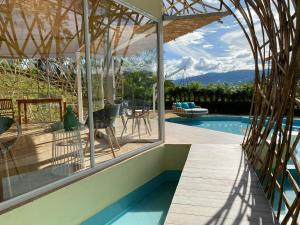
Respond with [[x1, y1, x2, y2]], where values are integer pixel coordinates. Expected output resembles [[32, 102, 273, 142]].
[[172, 103, 208, 118]]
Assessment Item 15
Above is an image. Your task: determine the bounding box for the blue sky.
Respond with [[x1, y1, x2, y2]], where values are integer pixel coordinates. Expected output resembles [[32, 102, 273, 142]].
[[164, 15, 254, 79]]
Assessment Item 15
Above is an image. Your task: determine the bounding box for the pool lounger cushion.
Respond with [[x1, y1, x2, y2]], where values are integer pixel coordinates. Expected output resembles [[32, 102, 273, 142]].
[[174, 108, 208, 118], [184, 108, 208, 114], [172, 102, 208, 117]]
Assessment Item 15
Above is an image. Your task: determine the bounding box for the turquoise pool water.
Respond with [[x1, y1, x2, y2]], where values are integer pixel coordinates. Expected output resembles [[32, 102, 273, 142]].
[[106, 182, 176, 225], [167, 115, 300, 136], [167, 115, 300, 159], [82, 171, 180, 225], [166, 115, 249, 135]]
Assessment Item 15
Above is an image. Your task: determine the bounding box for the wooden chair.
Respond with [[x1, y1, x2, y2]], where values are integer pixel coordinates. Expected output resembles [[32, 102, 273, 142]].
[[0, 99, 15, 118]]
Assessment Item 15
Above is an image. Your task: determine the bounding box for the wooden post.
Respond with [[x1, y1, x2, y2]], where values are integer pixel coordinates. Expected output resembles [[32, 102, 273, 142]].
[[76, 52, 84, 123]]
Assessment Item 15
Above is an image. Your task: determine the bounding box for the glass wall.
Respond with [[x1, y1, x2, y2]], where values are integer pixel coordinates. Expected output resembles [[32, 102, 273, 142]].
[[0, 0, 160, 205], [87, 0, 160, 164], [0, 0, 91, 202]]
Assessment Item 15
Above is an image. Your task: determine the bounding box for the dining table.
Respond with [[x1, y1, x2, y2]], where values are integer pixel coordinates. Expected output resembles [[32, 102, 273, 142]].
[[16, 98, 64, 125]]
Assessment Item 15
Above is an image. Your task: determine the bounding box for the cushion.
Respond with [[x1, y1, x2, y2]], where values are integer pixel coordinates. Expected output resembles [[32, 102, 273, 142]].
[[181, 102, 189, 109], [0, 117, 14, 134], [188, 102, 196, 108], [175, 102, 182, 108]]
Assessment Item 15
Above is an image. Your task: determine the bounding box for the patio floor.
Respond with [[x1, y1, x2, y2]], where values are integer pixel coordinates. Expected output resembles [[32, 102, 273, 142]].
[[0, 115, 159, 201], [164, 144, 278, 225], [165, 119, 244, 144]]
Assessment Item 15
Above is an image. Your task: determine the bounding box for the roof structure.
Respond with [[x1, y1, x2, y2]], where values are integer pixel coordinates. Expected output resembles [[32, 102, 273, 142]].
[[0, 0, 229, 58]]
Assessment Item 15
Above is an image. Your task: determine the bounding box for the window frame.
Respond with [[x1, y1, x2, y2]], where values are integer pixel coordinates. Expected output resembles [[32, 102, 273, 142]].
[[0, 0, 164, 213]]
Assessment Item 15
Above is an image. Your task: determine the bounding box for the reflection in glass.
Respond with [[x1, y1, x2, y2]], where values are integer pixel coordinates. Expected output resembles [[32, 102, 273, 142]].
[[0, 0, 160, 203], [0, 0, 89, 201], [88, 0, 159, 165]]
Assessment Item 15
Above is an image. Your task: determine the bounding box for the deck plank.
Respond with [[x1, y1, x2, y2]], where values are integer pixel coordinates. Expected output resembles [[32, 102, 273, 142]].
[[164, 144, 278, 225]]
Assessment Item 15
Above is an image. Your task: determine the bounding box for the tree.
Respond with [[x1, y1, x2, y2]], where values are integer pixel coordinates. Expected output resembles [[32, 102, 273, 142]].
[[123, 71, 155, 105]]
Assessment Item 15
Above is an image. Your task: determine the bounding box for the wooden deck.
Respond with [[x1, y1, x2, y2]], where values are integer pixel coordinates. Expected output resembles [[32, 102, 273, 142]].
[[165, 144, 278, 225], [0, 116, 159, 201]]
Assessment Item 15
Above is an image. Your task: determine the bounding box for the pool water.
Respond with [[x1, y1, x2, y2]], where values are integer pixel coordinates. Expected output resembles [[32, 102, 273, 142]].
[[167, 115, 249, 135], [82, 171, 180, 225], [106, 181, 177, 225], [167, 116, 300, 160]]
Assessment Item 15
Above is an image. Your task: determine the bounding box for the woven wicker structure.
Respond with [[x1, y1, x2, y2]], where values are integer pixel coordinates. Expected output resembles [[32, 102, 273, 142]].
[[237, 1, 300, 223]]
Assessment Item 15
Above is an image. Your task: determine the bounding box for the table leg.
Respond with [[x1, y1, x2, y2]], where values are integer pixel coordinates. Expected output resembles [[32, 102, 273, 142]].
[[17, 102, 21, 125], [59, 101, 63, 121], [24, 103, 28, 124]]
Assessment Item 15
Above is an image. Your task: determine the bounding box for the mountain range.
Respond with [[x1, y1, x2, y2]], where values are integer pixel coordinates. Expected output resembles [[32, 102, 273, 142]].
[[172, 70, 255, 86]]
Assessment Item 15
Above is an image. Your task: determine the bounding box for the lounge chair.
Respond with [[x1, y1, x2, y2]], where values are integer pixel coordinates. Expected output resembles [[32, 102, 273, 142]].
[[172, 102, 208, 118]]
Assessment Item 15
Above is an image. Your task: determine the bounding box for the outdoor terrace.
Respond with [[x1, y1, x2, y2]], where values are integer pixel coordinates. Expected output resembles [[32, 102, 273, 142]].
[[0, 114, 159, 201]]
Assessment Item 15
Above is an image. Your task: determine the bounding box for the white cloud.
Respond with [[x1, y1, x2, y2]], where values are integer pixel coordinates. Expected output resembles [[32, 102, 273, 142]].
[[176, 56, 194, 70], [168, 31, 204, 47], [164, 13, 257, 77], [203, 44, 213, 49], [194, 57, 219, 71]]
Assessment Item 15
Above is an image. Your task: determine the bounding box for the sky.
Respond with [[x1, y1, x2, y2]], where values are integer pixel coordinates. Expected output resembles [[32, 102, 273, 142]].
[[164, 14, 255, 79]]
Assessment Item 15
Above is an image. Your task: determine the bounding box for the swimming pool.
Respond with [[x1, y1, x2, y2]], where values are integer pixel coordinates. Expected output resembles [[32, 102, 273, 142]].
[[167, 115, 300, 136], [166, 115, 300, 161], [82, 171, 180, 225], [167, 115, 249, 135]]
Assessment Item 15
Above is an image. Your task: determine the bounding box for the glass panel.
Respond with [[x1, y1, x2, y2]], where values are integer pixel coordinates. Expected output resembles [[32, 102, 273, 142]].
[[0, 0, 91, 202], [0, 0, 161, 205], [88, 0, 159, 164]]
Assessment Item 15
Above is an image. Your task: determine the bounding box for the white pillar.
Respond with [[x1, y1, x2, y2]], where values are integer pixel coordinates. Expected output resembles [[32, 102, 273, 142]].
[[83, 0, 95, 167], [76, 52, 84, 123], [104, 26, 115, 104], [157, 20, 165, 142], [153, 83, 157, 113]]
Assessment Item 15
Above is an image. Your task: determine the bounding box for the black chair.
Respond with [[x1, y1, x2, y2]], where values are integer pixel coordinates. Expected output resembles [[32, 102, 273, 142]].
[[0, 117, 21, 198], [84, 104, 120, 158]]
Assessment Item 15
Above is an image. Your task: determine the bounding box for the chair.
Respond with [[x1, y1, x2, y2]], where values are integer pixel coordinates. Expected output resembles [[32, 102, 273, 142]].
[[119, 101, 128, 132], [84, 104, 120, 158], [0, 117, 21, 198], [173, 102, 208, 118], [121, 104, 152, 139], [0, 99, 15, 118]]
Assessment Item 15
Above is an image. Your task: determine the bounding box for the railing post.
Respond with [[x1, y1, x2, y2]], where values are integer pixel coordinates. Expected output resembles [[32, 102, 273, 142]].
[[83, 0, 95, 167], [157, 19, 165, 142]]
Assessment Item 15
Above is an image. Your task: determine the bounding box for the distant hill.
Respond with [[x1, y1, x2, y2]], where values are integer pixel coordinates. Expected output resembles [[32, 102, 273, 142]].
[[172, 70, 255, 85]]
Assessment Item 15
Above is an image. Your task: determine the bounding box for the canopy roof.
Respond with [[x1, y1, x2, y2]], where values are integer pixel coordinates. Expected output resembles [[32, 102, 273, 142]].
[[0, 0, 229, 58]]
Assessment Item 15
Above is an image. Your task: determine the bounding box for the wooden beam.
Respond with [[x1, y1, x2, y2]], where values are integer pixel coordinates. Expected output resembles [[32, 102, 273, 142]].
[[163, 11, 231, 21]]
